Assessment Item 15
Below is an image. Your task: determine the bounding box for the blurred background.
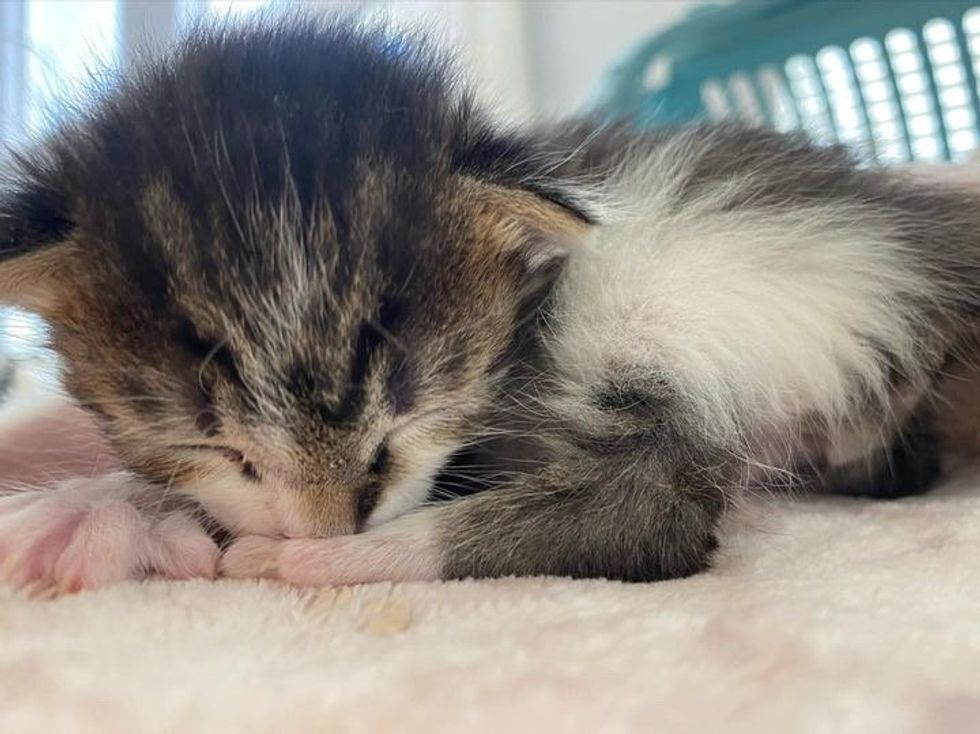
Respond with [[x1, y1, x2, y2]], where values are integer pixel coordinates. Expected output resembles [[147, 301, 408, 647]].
[[0, 0, 697, 142], [6, 0, 980, 358], [8, 1, 980, 165]]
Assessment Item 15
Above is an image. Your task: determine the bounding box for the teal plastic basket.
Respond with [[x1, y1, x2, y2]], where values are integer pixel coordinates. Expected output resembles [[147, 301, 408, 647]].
[[595, 0, 980, 162]]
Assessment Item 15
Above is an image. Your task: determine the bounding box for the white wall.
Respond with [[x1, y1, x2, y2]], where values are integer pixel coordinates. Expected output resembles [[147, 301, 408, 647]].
[[377, 1, 538, 122], [12, 0, 703, 133], [379, 0, 699, 121], [525, 0, 695, 117]]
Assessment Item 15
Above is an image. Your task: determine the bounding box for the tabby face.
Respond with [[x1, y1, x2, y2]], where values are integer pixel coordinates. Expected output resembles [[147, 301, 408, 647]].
[[53, 178, 563, 538], [0, 19, 590, 537]]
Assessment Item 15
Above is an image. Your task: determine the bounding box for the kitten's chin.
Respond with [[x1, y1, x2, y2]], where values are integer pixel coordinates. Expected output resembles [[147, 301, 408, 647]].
[[366, 443, 460, 528], [178, 473, 286, 538], [180, 476, 328, 539]]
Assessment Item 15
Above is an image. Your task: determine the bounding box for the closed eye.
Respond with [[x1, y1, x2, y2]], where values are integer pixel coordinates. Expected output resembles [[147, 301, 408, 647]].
[[355, 482, 382, 531], [368, 441, 390, 475], [176, 318, 242, 388], [390, 406, 454, 434], [179, 444, 260, 481], [358, 442, 390, 529]]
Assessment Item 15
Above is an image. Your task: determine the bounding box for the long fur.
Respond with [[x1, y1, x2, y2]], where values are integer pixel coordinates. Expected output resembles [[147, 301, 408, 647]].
[[435, 123, 980, 582], [4, 19, 980, 588]]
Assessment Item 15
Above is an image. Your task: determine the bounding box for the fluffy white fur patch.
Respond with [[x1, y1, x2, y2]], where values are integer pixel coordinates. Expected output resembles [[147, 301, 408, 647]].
[[553, 134, 944, 462]]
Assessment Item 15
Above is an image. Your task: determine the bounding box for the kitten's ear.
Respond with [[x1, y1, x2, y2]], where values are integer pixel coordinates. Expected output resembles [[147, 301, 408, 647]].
[[0, 179, 77, 315], [460, 177, 595, 273]]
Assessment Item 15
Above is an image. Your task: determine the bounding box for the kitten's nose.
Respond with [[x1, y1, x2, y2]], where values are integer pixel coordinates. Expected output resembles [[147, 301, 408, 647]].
[[275, 490, 356, 538]]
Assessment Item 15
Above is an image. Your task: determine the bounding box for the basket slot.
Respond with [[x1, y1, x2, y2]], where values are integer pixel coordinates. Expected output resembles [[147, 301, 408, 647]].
[[963, 7, 980, 138], [700, 78, 730, 120], [757, 65, 801, 131], [785, 54, 837, 143], [817, 46, 872, 152], [841, 45, 878, 158], [729, 72, 766, 124], [868, 36, 916, 162], [923, 18, 977, 159], [951, 20, 980, 155], [885, 29, 945, 161], [747, 73, 774, 126], [943, 14, 980, 158], [851, 38, 908, 162], [914, 26, 952, 159]]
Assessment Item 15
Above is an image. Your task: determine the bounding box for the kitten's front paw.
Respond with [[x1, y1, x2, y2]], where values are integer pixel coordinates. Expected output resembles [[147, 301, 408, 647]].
[[221, 512, 443, 586], [0, 473, 219, 594]]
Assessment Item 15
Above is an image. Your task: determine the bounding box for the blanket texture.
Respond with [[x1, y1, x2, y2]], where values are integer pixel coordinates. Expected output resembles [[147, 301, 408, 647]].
[[1, 483, 979, 733], [2, 428, 979, 732]]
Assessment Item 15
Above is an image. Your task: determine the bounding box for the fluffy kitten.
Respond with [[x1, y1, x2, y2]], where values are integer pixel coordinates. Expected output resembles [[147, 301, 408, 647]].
[[2, 18, 980, 590]]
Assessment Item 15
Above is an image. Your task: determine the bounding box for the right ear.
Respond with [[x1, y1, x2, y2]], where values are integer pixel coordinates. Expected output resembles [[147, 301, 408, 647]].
[[0, 178, 77, 316]]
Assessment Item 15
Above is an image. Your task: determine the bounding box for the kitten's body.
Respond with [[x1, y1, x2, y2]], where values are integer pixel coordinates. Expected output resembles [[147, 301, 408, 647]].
[[402, 124, 980, 582], [2, 19, 980, 590]]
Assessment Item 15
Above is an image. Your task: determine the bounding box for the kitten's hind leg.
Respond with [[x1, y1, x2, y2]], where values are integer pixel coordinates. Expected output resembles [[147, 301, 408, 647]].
[[820, 409, 942, 500]]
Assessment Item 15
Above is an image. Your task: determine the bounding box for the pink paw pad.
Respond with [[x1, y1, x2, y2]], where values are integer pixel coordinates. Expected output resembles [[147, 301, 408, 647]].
[[53, 501, 145, 593], [147, 512, 221, 581], [0, 475, 219, 594]]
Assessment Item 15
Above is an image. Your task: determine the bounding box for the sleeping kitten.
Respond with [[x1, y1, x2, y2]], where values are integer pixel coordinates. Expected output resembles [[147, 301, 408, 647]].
[[2, 18, 980, 591]]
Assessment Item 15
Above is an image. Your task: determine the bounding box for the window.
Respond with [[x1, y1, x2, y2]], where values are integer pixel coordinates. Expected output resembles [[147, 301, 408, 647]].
[[25, 0, 118, 135], [0, 1, 275, 353], [1, 0, 288, 142]]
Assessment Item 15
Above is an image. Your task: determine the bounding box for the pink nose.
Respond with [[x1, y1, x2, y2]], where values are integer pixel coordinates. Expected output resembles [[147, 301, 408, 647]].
[[274, 492, 355, 539], [275, 496, 317, 538]]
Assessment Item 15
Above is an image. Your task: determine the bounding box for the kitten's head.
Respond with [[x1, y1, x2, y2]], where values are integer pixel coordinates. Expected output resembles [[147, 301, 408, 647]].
[[0, 19, 592, 536]]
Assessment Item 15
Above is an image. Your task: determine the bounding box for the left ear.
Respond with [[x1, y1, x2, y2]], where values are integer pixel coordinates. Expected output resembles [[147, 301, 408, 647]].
[[458, 176, 594, 274]]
